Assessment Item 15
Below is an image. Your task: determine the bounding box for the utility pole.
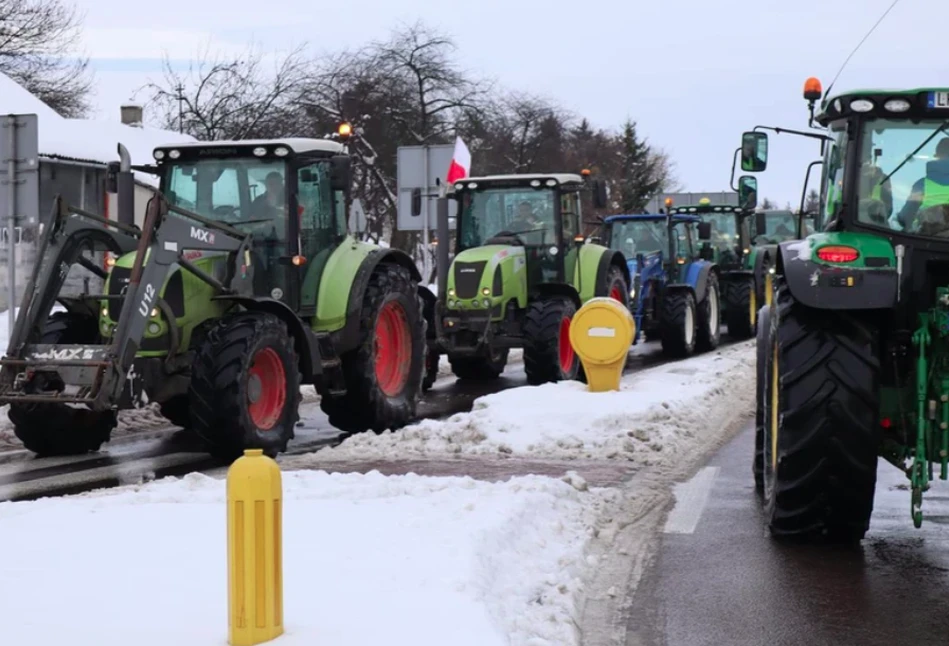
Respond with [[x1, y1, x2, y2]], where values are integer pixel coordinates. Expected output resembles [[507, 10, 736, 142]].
[[175, 83, 185, 134]]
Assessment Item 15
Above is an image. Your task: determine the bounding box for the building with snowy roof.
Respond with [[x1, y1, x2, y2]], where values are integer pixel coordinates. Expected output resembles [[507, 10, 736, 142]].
[[0, 72, 195, 307]]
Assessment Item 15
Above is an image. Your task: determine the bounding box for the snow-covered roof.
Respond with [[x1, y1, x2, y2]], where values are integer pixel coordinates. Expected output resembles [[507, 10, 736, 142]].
[[0, 71, 195, 186], [156, 138, 345, 155], [454, 173, 585, 186]]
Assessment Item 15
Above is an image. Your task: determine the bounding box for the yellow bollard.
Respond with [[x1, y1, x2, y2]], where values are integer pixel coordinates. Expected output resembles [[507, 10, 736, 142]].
[[569, 297, 636, 392], [227, 449, 283, 646]]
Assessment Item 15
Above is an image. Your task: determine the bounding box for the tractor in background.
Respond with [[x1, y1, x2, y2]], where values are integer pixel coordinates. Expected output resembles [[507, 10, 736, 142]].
[[752, 76, 949, 540], [431, 172, 631, 385], [0, 131, 428, 460], [601, 210, 721, 357]]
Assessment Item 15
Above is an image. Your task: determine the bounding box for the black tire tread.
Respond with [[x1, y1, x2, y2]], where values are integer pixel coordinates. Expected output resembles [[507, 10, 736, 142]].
[[659, 290, 697, 358], [320, 262, 425, 433], [726, 276, 756, 339], [764, 277, 879, 541], [696, 272, 721, 352], [190, 311, 301, 460], [523, 298, 578, 385]]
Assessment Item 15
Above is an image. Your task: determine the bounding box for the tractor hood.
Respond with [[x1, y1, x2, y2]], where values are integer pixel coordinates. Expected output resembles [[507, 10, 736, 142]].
[[447, 244, 527, 311]]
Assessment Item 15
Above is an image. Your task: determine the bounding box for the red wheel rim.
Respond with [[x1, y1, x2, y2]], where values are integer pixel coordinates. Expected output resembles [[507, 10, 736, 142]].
[[247, 347, 287, 430], [558, 316, 574, 374], [375, 301, 412, 397], [610, 285, 624, 302]]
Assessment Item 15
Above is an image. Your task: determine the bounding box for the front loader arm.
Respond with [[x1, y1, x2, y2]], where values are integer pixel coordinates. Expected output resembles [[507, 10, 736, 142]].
[[101, 196, 255, 407]]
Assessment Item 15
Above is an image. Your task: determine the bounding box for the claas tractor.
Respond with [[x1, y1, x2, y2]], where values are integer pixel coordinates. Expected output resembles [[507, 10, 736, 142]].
[[0, 135, 428, 459], [753, 77, 949, 540], [434, 173, 630, 384], [601, 210, 721, 357]]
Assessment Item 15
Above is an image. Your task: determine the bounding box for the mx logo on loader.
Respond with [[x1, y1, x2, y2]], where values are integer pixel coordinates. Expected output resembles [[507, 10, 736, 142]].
[[190, 226, 215, 244]]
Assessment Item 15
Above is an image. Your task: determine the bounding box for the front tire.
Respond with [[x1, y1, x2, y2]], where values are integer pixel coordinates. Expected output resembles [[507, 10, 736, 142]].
[[190, 312, 301, 460], [659, 290, 698, 358], [726, 276, 756, 339], [320, 263, 425, 433], [602, 264, 631, 310], [523, 298, 579, 385], [696, 272, 721, 352], [9, 312, 117, 456], [762, 277, 879, 541]]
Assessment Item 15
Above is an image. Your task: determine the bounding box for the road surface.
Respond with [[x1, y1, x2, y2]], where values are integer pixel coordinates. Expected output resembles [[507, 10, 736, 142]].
[[626, 423, 949, 646]]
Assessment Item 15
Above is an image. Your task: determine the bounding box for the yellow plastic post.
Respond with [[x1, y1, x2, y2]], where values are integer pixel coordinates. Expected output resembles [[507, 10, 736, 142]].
[[569, 297, 635, 392], [227, 449, 284, 646]]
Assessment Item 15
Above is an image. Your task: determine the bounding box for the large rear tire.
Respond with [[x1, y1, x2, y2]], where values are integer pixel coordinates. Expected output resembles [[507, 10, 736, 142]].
[[449, 347, 509, 380], [696, 272, 721, 352], [726, 275, 756, 339], [190, 311, 301, 460], [762, 277, 879, 541], [659, 289, 698, 358], [320, 263, 425, 433], [523, 298, 580, 385], [602, 264, 631, 310], [8, 312, 117, 456]]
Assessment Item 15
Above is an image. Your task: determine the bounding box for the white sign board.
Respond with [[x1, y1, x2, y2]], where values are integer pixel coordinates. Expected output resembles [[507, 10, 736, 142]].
[[396, 144, 458, 232], [349, 198, 367, 234]]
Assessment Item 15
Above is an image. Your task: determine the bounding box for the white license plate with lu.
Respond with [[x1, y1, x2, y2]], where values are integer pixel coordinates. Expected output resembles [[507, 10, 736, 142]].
[[929, 91, 949, 109]]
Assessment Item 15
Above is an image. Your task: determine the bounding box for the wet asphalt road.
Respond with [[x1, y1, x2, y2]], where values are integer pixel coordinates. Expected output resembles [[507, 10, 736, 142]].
[[626, 423, 949, 646]]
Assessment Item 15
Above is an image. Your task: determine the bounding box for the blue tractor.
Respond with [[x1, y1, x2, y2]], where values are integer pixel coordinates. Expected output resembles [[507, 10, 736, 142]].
[[598, 212, 721, 357]]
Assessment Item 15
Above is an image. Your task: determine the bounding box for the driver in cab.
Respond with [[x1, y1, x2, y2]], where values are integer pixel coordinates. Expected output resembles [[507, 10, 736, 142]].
[[251, 171, 286, 220], [897, 137, 949, 233], [500, 201, 545, 244]]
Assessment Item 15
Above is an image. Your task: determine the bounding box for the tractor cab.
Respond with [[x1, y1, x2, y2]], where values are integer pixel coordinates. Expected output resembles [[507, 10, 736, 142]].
[[151, 138, 351, 312], [669, 201, 749, 268]]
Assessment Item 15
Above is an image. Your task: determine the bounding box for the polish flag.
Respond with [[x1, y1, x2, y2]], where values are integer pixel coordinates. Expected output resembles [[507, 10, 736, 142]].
[[446, 136, 471, 184]]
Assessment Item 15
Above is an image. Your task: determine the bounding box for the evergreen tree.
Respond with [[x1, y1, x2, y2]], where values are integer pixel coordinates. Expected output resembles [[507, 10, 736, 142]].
[[618, 119, 662, 213], [804, 188, 820, 214], [761, 197, 775, 209]]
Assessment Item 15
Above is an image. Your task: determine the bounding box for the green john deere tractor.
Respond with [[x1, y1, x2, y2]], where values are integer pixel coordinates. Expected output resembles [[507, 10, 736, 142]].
[[752, 79, 949, 540], [0, 135, 428, 459], [434, 173, 631, 384]]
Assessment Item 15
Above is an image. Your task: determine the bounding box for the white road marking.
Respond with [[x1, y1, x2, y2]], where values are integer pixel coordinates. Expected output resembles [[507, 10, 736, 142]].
[[662, 466, 720, 534]]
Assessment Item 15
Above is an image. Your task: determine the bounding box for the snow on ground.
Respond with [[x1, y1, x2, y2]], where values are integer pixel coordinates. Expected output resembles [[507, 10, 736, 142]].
[[286, 341, 754, 464], [0, 469, 610, 646]]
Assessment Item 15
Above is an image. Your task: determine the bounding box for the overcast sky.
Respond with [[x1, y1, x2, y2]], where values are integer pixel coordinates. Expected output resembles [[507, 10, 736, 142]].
[[73, 0, 932, 206]]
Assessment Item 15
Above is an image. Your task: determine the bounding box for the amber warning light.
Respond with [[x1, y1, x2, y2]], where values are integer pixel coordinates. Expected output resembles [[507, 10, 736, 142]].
[[803, 77, 823, 102]]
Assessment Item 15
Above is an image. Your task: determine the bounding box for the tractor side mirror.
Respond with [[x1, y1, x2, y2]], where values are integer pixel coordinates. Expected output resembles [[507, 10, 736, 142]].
[[755, 211, 768, 235], [329, 155, 351, 191], [740, 131, 768, 172], [738, 175, 758, 210], [697, 221, 712, 240], [411, 188, 422, 217], [592, 179, 608, 209]]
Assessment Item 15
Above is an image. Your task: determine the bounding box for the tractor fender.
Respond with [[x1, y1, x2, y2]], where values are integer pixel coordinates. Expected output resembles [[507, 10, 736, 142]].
[[532, 282, 582, 309], [752, 244, 775, 281], [682, 261, 717, 303], [595, 250, 632, 295], [335, 249, 423, 355], [213, 295, 322, 382], [775, 240, 897, 309]]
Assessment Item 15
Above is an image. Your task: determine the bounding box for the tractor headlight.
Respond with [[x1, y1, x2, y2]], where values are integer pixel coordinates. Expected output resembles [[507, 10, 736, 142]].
[[168, 149, 181, 159], [629, 287, 636, 299], [481, 287, 490, 296], [448, 299, 455, 307], [482, 298, 491, 307], [448, 288, 455, 297], [147, 322, 161, 335]]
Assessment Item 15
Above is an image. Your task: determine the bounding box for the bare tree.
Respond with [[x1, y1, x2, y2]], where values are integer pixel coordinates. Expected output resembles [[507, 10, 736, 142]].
[[142, 42, 310, 140], [0, 0, 92, 117]]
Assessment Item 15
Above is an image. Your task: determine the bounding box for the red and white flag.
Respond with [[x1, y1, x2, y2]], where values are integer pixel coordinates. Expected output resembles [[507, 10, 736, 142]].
[[446, 136, 471, 184]]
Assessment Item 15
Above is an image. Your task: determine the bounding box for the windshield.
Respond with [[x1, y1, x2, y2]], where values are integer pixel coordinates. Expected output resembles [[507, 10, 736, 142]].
[[702, 212, 739, 250], [165, 158, 289, 240], [855, 118, 949, 237], [608, 219, 669, 258], [458, 187, 556, 249], [751, 210, 798, 244]]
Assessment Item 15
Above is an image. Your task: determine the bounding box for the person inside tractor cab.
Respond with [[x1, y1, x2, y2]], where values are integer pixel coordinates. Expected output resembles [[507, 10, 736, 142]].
[[633, 224, 662, 254], [251, 171, 286, 220], [897, 137, 949, 233]]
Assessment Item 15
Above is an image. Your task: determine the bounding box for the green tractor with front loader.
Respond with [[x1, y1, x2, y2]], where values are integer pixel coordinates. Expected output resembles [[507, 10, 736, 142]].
[[752, 77, 949, 540], [0, 133, 428, 459], [432, 172, 631, 384]]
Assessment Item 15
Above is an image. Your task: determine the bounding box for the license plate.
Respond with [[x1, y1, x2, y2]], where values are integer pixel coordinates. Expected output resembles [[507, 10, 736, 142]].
[[928, 91, 949, 109]]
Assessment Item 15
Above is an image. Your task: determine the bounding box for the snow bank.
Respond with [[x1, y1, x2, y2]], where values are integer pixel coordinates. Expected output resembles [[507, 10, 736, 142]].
[[298, 341, 754, 463], [0, 469, 606, 646], [0, 71, 195, 185]]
